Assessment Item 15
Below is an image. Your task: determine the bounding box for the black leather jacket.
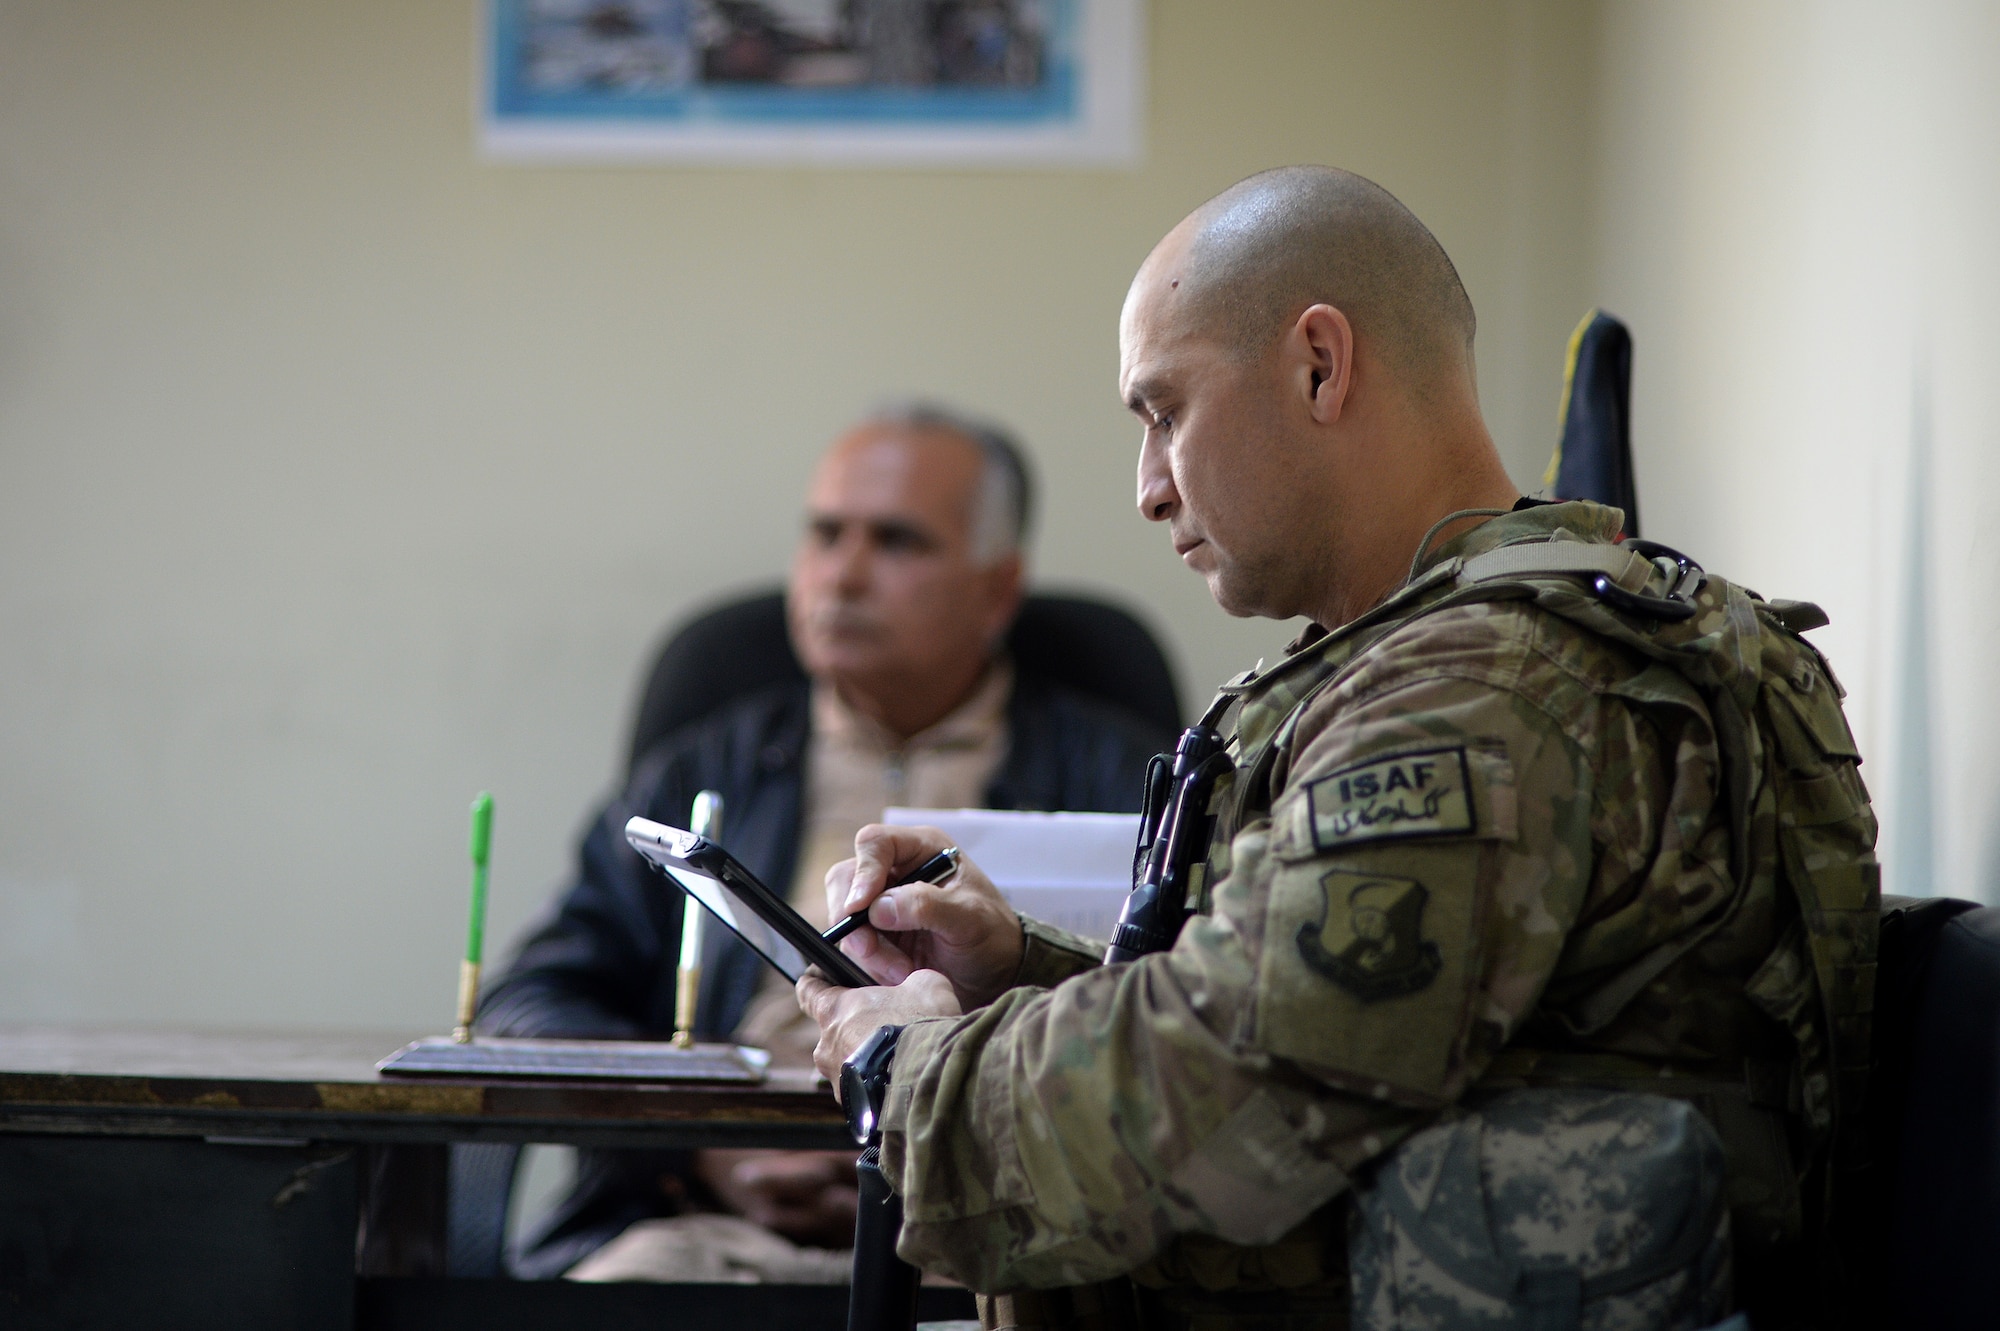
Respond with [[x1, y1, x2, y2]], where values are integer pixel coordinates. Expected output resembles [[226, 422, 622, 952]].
[[479, 674, 1170, 1276]]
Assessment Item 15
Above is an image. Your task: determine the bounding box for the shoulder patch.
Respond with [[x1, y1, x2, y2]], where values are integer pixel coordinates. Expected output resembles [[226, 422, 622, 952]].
[[1304, 747, 1474, 850], [1296, 870, 1442, 1001]]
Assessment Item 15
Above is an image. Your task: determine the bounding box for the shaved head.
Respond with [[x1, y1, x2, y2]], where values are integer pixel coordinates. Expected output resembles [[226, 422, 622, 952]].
[[1172, 166, 1476, 387], [1120, 164, 1518, 629]]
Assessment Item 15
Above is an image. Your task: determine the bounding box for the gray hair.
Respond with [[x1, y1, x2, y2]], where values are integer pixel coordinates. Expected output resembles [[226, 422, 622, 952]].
[[867, 401, 1034, 565]]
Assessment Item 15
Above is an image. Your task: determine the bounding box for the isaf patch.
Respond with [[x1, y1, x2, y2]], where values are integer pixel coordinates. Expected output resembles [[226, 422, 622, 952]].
[[1304, 747, 1473, 850], [1296, 871, 1442, 1002]]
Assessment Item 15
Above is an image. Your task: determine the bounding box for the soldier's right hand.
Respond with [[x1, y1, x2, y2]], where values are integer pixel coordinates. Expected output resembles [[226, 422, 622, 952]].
[[825, 823, 1024, 1009]]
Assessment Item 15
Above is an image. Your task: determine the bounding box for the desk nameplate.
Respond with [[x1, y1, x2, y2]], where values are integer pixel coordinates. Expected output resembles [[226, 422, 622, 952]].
[[377, 1035, 769, 1083]]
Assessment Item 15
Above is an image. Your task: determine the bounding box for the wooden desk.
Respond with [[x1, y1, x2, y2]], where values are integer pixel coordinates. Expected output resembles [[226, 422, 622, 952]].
[[0, 1026, 850, 1150], [0, 1028, 965, 1331]]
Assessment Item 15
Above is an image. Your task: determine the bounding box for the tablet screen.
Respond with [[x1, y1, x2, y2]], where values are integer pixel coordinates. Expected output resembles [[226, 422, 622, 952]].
[[664, 860, 807, 980], [624, 816, 871, 987]]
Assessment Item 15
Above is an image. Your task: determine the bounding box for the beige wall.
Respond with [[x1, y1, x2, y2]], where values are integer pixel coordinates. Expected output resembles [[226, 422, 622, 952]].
[[1591, 0, 2000, 901], [0, 1, 1601, 1028]]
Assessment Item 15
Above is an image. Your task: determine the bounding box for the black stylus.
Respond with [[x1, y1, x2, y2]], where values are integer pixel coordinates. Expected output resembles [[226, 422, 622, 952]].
[[822, 846, 962, 945]]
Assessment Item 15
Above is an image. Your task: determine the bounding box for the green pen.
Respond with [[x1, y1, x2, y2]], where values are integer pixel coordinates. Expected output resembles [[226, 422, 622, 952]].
[[453, 792, 495, 1044]]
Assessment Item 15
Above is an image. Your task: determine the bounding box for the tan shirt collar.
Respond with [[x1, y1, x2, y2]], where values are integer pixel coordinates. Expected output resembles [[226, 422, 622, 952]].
[[811, 657, 1015, 759]]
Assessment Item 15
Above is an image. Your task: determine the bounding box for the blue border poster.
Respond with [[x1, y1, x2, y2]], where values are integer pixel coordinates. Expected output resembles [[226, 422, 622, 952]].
[[480, 0, 1141, 165]]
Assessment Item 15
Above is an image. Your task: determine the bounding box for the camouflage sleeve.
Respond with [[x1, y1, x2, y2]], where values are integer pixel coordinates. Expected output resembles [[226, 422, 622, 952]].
[[878, 609, 1616, 1292], [1012, 914, 1105, 989]]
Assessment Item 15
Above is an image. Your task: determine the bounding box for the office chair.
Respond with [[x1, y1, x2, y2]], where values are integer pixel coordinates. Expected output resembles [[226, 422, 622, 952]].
[[446, 586, 1182, 1278], [626, 589, 1184, 773], [445, 1143, 519, 1277], [1864, 895, 2000, 1328]]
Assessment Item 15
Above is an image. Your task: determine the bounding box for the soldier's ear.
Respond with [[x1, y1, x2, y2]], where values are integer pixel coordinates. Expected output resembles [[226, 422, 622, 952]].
[[1293, 303, 1353, 425]]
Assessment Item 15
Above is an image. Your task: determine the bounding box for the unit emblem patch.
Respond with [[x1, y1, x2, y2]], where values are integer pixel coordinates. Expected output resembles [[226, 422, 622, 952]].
[[1303, 747, 1473, 851], [1296, 871, 1442, 1002]]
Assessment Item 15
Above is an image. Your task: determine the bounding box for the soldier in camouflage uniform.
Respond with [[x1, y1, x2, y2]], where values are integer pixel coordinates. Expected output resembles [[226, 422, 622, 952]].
[[798, 167, 1876, 1331]]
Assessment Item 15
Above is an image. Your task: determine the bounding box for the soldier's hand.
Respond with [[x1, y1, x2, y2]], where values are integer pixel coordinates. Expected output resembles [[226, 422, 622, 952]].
[[825, 823, 1023, 1010], [797, 967, 961, 1088]]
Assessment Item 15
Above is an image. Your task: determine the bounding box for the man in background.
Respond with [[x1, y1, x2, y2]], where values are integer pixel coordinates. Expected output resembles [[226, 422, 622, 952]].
[[480, 404, 1171, 1279]]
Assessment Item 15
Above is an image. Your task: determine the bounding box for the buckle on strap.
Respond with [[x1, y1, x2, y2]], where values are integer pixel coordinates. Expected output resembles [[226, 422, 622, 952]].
[[1458, 537, 1705, 622]]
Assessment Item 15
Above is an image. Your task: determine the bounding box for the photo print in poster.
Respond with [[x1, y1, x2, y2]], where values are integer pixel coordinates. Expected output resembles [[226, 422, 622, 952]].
[[480, 0, 1142, 165]]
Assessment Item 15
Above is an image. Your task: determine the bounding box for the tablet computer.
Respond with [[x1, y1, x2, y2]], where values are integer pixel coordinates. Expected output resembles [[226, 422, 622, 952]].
[[625, 816, 874, 988]]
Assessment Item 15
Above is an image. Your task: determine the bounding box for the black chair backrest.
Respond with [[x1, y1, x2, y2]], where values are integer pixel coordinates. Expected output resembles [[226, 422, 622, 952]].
[[627, 589, 1183, 772], [1865, 894, 2000, 1329]]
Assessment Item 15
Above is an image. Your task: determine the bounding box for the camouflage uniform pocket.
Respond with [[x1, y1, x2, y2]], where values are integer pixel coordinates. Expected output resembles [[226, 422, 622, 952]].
[[1349, 1089, 1733, 1331]]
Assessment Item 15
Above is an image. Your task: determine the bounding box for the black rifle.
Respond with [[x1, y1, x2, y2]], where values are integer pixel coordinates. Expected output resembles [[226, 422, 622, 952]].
[[842, 853, 963, 1331], [848, 1140, 920, 1331], [1107, 696, 1235, 965]]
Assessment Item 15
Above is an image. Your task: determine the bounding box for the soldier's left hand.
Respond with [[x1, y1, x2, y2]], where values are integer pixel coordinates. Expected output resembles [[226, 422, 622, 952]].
[[797, 967, 961, 1092]]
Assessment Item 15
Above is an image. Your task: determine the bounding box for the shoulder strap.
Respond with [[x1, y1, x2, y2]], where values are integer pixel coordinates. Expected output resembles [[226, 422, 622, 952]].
[[1230, 542, 1658, 825], [1459, 541, 1651, 587]]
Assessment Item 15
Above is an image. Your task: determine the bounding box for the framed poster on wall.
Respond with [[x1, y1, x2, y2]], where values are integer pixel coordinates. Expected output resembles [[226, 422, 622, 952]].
[[479, 0, 1143, 166]]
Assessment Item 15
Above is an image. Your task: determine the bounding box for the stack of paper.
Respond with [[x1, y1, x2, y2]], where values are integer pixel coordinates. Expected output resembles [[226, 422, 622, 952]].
[[881, 808, 1140, 943]]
